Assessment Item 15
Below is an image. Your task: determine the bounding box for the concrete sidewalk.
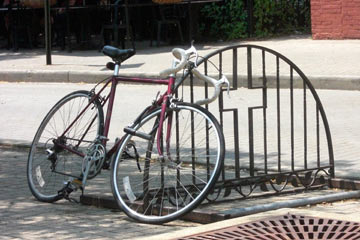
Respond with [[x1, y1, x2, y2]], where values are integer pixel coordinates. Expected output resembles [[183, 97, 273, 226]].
[[1, 82, 359, 179], [0, 35, 360, 89], [1, 146, 360, 239]]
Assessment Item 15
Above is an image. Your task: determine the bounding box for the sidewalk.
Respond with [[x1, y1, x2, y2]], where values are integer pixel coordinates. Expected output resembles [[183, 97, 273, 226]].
[[1, 146, 360, 239], [0, 146, 200, 240], [0, 35, 360, 89], [1, 36, 360, 239], [1, 83, 359, 179]]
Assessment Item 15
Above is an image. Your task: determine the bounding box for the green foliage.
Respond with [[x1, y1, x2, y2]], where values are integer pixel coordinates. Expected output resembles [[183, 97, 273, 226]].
[[200, 0, 248, 40], [199, 0, 311, 40], [253, 0, 309, 37]]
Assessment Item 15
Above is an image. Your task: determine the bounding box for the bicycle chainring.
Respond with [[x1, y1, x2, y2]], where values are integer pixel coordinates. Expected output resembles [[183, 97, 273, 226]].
[[82, 143, 106, 179]]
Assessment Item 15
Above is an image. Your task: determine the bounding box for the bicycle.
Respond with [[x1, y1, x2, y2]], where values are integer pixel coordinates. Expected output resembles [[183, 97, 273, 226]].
[[27, 44, 229, 224]]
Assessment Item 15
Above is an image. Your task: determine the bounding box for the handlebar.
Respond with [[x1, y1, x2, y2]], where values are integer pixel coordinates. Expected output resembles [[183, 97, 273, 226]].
[[192, 69, 229, 105], [159, 48, 188, 78], [160, 46, 230, 105]]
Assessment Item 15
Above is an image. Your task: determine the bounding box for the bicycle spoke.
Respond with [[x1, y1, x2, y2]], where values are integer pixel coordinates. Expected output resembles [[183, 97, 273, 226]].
[[28, 91, 104, 202], [112, 103, 224, 223]]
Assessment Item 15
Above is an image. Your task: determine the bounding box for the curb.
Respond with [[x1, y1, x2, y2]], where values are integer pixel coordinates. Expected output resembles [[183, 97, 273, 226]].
[[1, 70, 360, 90], [0, 70, 158, 84], [80, 189, 360, 225], [0, 139, 32, 149]]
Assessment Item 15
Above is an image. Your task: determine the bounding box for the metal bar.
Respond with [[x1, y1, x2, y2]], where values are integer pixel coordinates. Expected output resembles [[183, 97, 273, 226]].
[[224, 190, 360, 218], [247, 47, 252, 88], [219, 51, 223, 82], [190, 72, 194, 103], [304, 79, 308, 169], [124, 0, 131, 48], [66, 0, 71, 52], [248, 108, 254, 177], [7, 2, 13, 50], [204, 61, 209, 110], [115, 76, 170, 85], [233, 110, 240, 178], [218, 52, 225, 181], [317, 103, 320, 167], [190, 72, 196, 183], [233, 48, 238, 90], [191, 106, 196, 184], [276, 56, 281, 172], [290, 67, 294, 171], [204, 61, 210, 179], [218, 166, 333, 183], [188, 1, 192, 44], [218, 52, 224, 126], [262, 50, 268, 174], [44, 0, 52, 64], [206, 111, 210, 180], [114, 0, 120, 47]]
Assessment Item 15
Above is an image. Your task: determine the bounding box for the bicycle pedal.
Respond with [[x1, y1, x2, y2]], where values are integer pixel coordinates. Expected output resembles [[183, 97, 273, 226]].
[[58, 183, 74, 199]]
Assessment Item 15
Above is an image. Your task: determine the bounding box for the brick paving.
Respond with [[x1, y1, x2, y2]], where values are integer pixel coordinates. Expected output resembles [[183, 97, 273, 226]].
[[0, 146, 200, 240]]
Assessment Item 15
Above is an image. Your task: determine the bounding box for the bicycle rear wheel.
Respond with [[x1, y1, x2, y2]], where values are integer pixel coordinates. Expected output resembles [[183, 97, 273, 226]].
[[27, 90, 104, 202], [111, 102, 224, 223]]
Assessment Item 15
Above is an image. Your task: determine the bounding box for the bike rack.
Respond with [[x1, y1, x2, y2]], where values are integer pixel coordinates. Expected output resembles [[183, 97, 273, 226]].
[[79, 45, 360, 223], [179, 44, 335, 202]]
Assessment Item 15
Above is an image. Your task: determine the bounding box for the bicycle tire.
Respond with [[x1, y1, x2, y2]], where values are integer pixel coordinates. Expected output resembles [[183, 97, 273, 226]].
[[27, 90, 104, 202], [111, 102, 225, 223]]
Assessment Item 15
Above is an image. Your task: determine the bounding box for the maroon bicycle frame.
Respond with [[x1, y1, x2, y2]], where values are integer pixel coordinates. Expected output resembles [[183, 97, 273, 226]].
[[58, 73, 176, 160]]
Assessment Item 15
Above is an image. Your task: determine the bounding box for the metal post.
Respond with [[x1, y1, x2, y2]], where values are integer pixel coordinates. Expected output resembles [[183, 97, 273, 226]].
[[44, 0, 52, 65], [8, 1, 14, 50], [124, 0, 131, 49], [66, 0, 71, 52], [187, 0, 192, 44], [114, 0, 119, 47]]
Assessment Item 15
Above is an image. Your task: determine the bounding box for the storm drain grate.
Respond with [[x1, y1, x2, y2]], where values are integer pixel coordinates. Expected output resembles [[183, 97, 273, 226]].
[[176, 214, 360, 240]]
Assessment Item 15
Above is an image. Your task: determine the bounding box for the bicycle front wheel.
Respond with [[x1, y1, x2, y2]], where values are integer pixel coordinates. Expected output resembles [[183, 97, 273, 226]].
[[27, 90, 104, 202], [111, 102, 224, 223]]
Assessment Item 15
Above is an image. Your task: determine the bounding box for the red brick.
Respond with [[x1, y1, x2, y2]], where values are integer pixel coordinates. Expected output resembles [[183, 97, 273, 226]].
[[311, 0, 360, 39]]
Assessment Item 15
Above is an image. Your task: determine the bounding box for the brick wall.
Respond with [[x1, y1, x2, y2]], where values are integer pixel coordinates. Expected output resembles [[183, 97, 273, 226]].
[[311, 0, 360, 39]]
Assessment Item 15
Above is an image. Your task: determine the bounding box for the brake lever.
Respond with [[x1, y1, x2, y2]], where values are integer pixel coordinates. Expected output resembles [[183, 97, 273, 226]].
[[185, 41, 198, 67], [219, 75, 230, 98]]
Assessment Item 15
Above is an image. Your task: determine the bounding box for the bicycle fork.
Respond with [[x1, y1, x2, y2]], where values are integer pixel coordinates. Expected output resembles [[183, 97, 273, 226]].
[[156, 75, 176, 158]]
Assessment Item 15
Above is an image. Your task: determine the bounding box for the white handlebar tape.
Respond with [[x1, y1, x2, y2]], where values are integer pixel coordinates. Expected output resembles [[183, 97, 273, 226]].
[[159, 48, 187, 78], [192, 68, 225, 105], [159, 47, 230, 105]]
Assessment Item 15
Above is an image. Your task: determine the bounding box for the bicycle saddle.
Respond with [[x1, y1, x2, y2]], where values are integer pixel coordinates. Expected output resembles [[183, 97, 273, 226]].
[[102, 46, 135, 63]]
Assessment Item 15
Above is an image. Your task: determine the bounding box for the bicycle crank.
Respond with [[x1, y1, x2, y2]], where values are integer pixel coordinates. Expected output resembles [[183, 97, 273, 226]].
[[81, 143, 106, 186]]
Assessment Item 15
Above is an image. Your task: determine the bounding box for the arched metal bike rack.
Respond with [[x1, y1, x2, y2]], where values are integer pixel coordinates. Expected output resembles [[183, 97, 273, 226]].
[[179, 44, 335, 202]]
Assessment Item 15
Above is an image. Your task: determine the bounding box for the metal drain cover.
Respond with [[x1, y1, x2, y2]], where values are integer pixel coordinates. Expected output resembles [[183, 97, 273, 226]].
[[176, 214, 360, 240]]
